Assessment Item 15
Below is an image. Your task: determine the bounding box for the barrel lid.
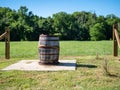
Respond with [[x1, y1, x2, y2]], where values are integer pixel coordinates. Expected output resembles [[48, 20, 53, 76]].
[[38, 45, 59, 49], [40, 34, 59, 37]]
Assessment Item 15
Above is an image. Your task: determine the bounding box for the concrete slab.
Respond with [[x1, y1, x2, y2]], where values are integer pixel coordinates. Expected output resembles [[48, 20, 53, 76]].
[[2, 60, 76, 71]]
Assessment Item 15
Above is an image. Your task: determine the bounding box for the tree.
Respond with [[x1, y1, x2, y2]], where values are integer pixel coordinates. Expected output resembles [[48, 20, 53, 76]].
[[38, 17, 53, 35], [0, 7, 12, 34], [53, 12, 70, 39], [90, 23, 106, 41], [72, 11, 93, 40], [105, 14, 120, 39], [1, 6, 120, 41]]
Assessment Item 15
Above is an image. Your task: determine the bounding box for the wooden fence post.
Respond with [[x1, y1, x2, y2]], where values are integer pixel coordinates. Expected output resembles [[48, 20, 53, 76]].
[[113, 24, 118, 56], [5, 27, 10, 59]]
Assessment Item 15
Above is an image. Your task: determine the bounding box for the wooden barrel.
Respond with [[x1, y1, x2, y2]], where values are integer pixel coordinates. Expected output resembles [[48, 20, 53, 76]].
[[38, 34, 59, 64]]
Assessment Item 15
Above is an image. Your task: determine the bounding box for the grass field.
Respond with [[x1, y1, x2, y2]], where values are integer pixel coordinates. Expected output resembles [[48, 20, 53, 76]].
[[0, 41, 115, 58], [0, 41, 120, 90]]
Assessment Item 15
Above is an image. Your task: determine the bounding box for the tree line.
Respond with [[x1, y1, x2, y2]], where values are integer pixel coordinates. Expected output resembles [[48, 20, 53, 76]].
[[0, 6, 120, 41]]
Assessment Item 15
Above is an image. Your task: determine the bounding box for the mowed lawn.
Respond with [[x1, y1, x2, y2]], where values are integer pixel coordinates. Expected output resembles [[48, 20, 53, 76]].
[[0, 41, 120, 90], [0, 41, 115, 58]]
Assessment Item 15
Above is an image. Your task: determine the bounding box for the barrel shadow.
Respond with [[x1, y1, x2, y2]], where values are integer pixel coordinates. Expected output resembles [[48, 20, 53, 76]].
[[77, 64, 97, 68], [57, 62, 97, 68], [58, 62, 76, 67]]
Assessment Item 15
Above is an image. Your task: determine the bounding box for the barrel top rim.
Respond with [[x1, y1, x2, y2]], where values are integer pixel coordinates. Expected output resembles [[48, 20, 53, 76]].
[[40, 34, 59, 37], [38, 45, 59, 49]]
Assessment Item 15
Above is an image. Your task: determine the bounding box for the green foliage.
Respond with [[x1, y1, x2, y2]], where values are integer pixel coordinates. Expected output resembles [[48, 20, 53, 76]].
[[0, 6, 120, 41], [90, 23, 106, 40]]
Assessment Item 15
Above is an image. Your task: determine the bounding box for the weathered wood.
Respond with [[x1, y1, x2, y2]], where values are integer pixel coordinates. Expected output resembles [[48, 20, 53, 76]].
[[0, 32, 7, 40], [5, 28, 10, 59], [113, 24, 118, 56], [113, 39, 118, 56], [114, 29, 120, 48], [0, 27, 10, 59], [38, 34, 59, 64]]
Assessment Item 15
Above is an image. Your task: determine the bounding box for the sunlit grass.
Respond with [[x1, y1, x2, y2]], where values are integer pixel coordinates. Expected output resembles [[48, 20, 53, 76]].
[[0, 41, 120, 90], [0, 40, 117, 58]]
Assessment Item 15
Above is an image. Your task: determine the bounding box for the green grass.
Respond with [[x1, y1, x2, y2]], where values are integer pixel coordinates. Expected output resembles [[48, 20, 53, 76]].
[[60, 41, 113, 56], [0, 41, 120, 90], [0, 41, 116, 58]]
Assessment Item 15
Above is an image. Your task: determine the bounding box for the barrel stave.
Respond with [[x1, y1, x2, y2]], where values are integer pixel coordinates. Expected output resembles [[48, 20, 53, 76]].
[[38, 34, 59, 64]]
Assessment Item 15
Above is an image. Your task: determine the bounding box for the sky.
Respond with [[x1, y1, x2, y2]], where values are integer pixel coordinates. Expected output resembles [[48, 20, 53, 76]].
[[0, 0, 120, 17]]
